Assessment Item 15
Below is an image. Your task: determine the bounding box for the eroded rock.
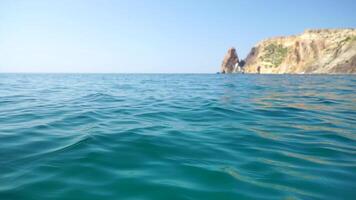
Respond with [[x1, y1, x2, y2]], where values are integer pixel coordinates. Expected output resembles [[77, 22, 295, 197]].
[[221, 47, 239, 73]]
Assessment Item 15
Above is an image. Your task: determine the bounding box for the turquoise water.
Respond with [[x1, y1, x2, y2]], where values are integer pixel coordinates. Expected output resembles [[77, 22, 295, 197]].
[[0, 74, 355, 200]]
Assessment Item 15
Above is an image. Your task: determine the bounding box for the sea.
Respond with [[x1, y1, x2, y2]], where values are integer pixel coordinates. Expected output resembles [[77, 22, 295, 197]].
[[0, 74, 355, 200]]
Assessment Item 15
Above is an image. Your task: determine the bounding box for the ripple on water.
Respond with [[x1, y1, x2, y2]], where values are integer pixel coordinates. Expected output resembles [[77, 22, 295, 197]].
[[0, 74, 355, 200]]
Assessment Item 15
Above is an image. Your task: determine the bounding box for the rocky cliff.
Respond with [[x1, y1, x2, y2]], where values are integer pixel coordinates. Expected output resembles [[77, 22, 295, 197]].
[[229, 29, 356, 74], [221, 47, 239, 73]]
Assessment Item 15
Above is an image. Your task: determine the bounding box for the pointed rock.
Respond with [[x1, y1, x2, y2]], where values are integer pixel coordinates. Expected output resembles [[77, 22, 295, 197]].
[[221, 47, 239, 73]]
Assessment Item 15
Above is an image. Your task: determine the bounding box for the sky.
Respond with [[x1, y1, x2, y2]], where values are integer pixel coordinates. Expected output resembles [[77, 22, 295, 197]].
[[0, 0, 355, 73]]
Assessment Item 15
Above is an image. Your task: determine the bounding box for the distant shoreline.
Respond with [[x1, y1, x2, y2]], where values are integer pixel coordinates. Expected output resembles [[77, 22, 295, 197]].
[[220, 29, 356, 74]]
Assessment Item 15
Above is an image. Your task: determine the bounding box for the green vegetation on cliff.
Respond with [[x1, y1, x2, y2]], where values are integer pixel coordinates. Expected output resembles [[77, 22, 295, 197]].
[[344, 35, 356, 42], [243, 29, 356, 74], [260, 43, 288, 67]]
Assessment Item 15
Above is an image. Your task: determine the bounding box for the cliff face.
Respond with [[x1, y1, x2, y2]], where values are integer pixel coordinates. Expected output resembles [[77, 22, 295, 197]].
[[221, 48, 239, 73], [242, 29, 356, 74]]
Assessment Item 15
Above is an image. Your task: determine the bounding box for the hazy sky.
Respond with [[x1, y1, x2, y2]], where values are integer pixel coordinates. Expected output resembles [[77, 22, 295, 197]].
[[0, 0, 355, 73]]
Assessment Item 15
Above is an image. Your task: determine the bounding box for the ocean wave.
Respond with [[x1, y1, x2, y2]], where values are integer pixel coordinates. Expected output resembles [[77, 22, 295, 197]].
[[0, 74, 355, 199]]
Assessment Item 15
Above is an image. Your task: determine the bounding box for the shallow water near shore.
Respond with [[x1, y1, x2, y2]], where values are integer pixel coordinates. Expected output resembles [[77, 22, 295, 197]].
[[0, 74, 355, 200]]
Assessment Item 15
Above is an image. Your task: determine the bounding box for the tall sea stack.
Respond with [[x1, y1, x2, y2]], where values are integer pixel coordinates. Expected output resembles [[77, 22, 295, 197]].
[[221, 47, 239, 73]]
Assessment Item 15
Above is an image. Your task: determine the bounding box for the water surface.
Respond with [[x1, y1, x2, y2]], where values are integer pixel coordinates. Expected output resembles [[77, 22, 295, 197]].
[[0, 74, 355, 199]]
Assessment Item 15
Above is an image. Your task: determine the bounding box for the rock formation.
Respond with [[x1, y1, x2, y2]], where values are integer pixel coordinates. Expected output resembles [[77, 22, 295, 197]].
[[221, 47, 239, 73], [222, 29, 356, 74]]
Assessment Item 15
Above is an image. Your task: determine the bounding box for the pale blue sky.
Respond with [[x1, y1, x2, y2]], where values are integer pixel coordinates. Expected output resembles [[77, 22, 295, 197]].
[[0, 0, 355, 73]]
